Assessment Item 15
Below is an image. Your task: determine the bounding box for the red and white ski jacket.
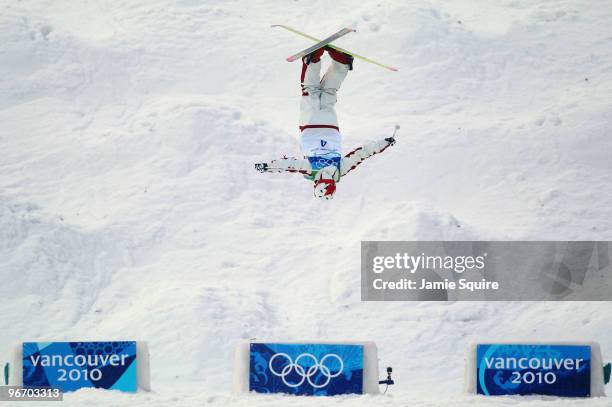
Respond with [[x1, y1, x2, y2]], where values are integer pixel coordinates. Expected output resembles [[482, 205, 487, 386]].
[[258, 137, 395, 182]]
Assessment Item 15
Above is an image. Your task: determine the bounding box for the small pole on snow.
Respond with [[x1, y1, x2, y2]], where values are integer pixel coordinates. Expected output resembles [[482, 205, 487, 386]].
[[392, 124, 400, 138]]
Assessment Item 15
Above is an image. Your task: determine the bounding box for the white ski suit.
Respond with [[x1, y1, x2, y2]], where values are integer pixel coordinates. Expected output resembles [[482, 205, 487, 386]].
[[258, 54, 395, 182]]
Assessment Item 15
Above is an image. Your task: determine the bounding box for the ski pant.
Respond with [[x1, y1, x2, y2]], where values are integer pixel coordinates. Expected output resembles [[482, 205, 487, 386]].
[[299, 59, 349, 131]]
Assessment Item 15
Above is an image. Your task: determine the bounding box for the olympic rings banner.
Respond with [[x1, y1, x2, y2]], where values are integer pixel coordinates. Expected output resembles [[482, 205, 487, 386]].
[[22, 341, 137, 392], [249, 343, 364, 396], [476, 344, 591, 397]]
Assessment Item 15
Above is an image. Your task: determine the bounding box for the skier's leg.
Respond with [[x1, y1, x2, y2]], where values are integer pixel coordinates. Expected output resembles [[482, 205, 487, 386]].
[[319, 60, 350, 121], [299, 49, 324, 128], [301, 48, 324, 89], [320, 60, 350, 94], [318, 48, 353, 118], [321, 47, 353, 88]]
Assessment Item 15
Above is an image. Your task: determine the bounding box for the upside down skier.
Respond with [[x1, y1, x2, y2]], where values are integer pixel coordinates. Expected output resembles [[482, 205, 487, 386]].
[[254, 46, 397, 200]]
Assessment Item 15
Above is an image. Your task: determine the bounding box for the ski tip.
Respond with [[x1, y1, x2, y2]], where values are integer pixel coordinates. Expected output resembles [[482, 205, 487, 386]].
[[389, 67, 399, 72], [286, 56, 297, 62]]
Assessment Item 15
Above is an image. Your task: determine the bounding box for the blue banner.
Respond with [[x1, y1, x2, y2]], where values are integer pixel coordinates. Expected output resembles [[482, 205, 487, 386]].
[[22, 341, 137, 392], [249, 343, 363, 396], [477, 344, 591, 397]]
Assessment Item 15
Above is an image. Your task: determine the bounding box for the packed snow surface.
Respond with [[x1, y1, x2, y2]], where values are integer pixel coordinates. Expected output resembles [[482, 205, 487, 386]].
[[1, 0, 611, 405]]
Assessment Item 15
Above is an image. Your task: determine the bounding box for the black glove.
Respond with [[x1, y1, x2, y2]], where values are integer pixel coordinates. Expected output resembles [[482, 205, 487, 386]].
[[385, 137, 396, 146], [254, 163, 268, 173]]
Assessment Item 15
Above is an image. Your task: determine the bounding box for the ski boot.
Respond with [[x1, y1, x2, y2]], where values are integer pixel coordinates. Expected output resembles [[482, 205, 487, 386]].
[[302, 47, 325, 65], [325, 46, 354, 70]]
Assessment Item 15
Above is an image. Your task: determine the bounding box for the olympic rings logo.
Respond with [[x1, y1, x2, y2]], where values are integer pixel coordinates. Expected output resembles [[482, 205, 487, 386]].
[[268, 353, 344, 389], [313, 157, 336, 167]]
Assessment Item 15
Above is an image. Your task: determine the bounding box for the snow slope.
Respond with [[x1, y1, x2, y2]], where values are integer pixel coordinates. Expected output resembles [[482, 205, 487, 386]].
[[1, 0, 611, 405]]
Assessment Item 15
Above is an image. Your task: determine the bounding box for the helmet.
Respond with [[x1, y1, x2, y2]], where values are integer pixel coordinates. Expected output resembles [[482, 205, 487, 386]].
[[313, 165, 339, 200], [314, 178, 336, 200]]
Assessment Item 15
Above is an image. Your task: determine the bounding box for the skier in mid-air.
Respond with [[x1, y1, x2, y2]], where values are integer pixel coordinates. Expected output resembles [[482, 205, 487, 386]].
[[254, 46, 397, 200]]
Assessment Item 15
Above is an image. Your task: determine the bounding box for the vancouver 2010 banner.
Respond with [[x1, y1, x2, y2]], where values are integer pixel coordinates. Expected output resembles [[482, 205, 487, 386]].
[[22, 341, 137, 392], [477, 344, 591, 397]]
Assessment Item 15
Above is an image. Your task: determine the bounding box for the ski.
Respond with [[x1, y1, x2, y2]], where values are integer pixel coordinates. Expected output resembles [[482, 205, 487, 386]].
[[272, 24, 399, 72], [286, 27, 355, 62]]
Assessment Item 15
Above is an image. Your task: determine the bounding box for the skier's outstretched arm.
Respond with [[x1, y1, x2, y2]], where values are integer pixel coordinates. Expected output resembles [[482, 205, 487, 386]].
[[340, 137, 396, 177], [254, 156, 313, 177]]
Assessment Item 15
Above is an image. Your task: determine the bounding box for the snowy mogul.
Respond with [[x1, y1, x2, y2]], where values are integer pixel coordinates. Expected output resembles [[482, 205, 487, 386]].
[[254, 46, 397, 200]]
